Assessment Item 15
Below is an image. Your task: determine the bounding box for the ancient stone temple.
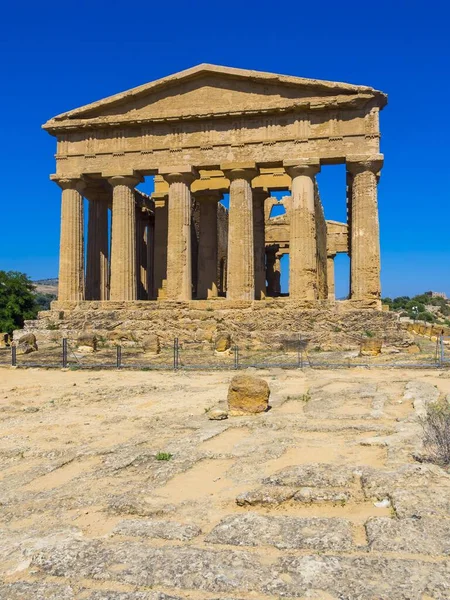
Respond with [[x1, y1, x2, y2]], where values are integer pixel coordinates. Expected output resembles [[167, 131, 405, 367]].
[[29, 64, 392, 345]]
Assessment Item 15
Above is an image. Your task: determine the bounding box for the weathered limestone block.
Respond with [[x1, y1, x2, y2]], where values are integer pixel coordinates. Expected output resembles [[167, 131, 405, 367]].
[[215, 333, 231, 352], [263, 464, 356, 488], [77, 331, 97, 352], [366, 517, 450, 556], [0, 333, 9, 348], [360, 337, 382, 356], [16, 333, 38, 355], [113, 518, 201, 541], [206, 513, 353, 550], [107, 330, 137, 344], [227, 374, 270, 415], [141, 333, 161, 354]]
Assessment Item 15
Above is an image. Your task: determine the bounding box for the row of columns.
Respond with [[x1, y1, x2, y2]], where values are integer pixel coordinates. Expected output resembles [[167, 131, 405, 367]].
[[57, 156, 381, 303]]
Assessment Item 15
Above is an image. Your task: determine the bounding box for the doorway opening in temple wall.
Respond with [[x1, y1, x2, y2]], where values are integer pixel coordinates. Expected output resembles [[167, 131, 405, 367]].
[[334, 253, 350, 300], [316, 164, 347, 222]]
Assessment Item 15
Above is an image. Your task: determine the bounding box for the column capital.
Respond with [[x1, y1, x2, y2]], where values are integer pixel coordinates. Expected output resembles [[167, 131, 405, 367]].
[[55, 178, 86, 193], [159, 165, 198, 185], [346, 154, 384, 175], [108, 175, 142, 188], [284, 158, 321, 178], [221, 163, 258, 182]]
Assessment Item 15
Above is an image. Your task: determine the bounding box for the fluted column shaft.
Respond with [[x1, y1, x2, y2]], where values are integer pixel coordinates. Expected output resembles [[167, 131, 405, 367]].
[[164, 172, 196, 301], [109, 176, 139, 301], [347, 156, 383, 301], [327, 255, 336, 301], [86, 196, 109, 300], [197, 194, 219, 299], [285, 161, 320, 300], [57, 179, 85, 302], [253, 189, 267, 300], [225, 168, 256, 301]]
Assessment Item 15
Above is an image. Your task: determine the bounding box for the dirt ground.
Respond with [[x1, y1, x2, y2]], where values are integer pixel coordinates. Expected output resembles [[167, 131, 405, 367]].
[[0, 366, 449, 600]]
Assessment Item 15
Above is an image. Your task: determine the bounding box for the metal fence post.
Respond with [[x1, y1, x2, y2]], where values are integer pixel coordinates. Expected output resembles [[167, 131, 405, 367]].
[[173, 338, 179, 370], [62, 338, 68, 368], [11, 344, 16, 367], [440, 334, 445, 367], [116, 345, 122, 369], [234, 345, 239, 370]]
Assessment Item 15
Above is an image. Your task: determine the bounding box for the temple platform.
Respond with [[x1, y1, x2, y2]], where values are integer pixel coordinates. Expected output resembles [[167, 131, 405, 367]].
[[20, 299, 410, 351]]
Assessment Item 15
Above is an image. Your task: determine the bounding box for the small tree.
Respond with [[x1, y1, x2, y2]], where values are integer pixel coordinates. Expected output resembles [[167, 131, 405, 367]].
[[0, 271, 38, 334], [421, 401, 450, 466]]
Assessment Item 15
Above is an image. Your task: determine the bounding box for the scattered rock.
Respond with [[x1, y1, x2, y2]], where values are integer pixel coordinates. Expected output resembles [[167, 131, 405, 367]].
[[236, 486, 297, 506], [77, 332, 97, 353], [141, 334, 161, 355], [208, 408, 228, 420], [227, 374, 270, 416], [360, 338, 382, 356], [215, 333, 231, 352], [407, 344, 421, 354], [16, 333, 38, 355]]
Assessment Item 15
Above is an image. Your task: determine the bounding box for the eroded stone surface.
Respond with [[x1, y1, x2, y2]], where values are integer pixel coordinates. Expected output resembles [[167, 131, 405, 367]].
[[113, 518, 201, 541], [206, 513, 353, 550], [366, 517, 450, 556]]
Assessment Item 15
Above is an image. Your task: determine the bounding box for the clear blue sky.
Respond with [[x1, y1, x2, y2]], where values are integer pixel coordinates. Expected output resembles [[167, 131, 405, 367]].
[[1, 0, 448, 299]]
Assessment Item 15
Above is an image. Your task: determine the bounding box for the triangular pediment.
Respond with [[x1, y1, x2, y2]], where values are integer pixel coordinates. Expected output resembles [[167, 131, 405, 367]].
[[43, 64, 387, 132]]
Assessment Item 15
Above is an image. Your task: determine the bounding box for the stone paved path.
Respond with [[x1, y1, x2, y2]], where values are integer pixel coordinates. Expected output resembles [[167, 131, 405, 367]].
[[0, 367, 449, 599]]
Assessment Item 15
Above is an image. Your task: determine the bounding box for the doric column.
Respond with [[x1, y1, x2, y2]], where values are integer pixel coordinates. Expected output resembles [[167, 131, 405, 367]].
[[347, 154, 383, 301], [57, 178, 85, 302], [86, 195, 109, 300], [327, 254, 336, 301], [196, 192, 220, 299], [136, 208, 149, 300], [153, 196, 168, 299], [284, 159, 321, 300], [223, 165, 257, 301], [109, 175, 140, 301], [253, 189, 267, 300], [161, 168, 197, 301]]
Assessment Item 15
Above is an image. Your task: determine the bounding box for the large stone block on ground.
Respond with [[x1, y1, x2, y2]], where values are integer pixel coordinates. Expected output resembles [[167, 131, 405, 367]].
[[77, 331, 97, 352], [227, 374, 270, 416], [366, 517, 450, 556], [360, 337, 382, 356], [32, 539, 268, 594], [263, 463, 356, 488], [215, 333, 231, 352], [0, 332, 9, 347], [264, 554, 450, 599], [206, 513, 353, 550], [16, 332, 38, 355], [141, 333, 161, 354]]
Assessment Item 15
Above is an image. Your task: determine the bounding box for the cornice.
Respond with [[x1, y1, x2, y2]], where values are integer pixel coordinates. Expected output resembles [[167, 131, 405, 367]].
[[43, 93, 383, 135]]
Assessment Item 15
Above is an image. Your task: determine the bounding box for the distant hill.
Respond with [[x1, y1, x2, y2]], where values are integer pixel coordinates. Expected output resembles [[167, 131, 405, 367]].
[[33, 278, 58, 297], [383, 293, 450, 326]]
